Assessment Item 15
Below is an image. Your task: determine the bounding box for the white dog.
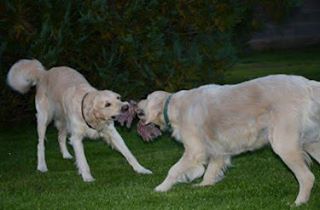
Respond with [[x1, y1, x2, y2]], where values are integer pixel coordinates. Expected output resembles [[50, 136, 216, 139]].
[[7, 59, 152, 182], [137, 75, 320, 205]]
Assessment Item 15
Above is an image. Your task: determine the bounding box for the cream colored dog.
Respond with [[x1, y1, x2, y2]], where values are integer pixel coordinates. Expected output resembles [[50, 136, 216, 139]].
[[137, 75, 320, 206], [7, 59, 152, 182]]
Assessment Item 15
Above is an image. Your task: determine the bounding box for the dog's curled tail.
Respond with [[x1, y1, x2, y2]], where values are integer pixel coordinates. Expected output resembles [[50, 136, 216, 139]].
[[7, 59, 46, 94]]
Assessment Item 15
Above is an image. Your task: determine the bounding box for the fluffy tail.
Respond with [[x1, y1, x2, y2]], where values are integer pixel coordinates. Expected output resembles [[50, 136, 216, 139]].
[[7, 59, 46, 94]]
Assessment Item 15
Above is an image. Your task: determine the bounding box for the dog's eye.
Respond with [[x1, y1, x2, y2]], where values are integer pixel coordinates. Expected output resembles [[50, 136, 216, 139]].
[[105, 102, 111, 107], [117, 96, 121, 100]]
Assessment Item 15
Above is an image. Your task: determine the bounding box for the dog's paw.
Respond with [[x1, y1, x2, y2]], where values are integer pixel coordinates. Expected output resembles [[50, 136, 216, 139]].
[[293, 199, 307, 207], [62, 153, 73, 159], [193, 183, 206, 187], [82, 175, 95, 182], [292, 193, 310, 207], [37, 165, 48, 173], [135, 167, 153, 175], [193, 181, 214, 188], [154, 184, 171, 192]]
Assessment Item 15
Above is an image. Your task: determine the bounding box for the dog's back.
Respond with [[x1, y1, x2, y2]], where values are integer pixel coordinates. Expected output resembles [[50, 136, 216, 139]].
[[39, 67, 91, 103], [7, 59, 91, 96], [7, 59, 95, 123], [175, 75, 320, 152]]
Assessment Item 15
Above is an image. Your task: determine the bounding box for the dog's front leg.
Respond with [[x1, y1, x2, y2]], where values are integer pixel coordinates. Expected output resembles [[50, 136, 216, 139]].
[[101, 125, 152, 174], [195, 156, 230, 187], [70, 135, 94, 182], [155, 152, 205, 192]]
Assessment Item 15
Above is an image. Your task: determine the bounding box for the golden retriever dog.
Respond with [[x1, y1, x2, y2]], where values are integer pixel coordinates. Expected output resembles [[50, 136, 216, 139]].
[[7, 59, 152, 182], [137, 75, 320, 205]]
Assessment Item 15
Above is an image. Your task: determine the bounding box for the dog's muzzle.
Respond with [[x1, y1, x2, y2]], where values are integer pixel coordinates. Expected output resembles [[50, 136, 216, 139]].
[[136, 109, 145, 118]]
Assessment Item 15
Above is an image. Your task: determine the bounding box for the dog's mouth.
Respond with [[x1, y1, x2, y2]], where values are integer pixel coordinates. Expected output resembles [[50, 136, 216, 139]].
[[113, 101, 162, 141], [136, 109, 145, 119]]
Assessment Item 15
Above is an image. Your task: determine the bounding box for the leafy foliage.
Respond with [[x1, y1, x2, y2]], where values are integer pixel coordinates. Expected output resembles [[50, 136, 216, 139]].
[[0, 0, 301, 124]]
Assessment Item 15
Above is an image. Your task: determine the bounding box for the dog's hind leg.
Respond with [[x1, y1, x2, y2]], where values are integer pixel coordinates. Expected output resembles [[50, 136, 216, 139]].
[[271, 116, 315, 206], [35, 94, 51, 172], [55, 121, 72, 159], [70, 134, 94, 182], [195, 156, 230, 187], [305, 141, 320, 164]]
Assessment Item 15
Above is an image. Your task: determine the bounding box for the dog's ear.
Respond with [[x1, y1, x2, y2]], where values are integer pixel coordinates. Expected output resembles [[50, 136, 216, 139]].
[[154, 100, 165, 118], [153, 91, 169, 111], [146, 91, 170, 124], [83, 92, 106, 129], [91, 96, 109, 126]]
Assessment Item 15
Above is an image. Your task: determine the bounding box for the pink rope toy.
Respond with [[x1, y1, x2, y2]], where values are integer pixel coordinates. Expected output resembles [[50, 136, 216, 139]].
[[115, 100, 162, 141]]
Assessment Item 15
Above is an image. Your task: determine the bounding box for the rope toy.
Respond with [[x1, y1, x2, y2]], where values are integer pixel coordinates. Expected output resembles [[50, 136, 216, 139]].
[[115, 100, 162, 141]]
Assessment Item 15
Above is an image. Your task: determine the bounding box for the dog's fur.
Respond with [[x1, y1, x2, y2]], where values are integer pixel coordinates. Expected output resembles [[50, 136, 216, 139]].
[[137, 75, 320, 205], [7, 59, 152, 182]]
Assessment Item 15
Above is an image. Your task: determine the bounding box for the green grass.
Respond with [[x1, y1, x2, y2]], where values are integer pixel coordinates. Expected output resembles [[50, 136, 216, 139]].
[[226, 48, 320, 84], [1, 48, 320, 209]]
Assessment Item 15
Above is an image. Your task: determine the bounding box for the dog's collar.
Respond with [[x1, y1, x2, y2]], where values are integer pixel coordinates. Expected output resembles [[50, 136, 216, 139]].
[[163, 94, 173, 132], [81, 92, 95, 129]]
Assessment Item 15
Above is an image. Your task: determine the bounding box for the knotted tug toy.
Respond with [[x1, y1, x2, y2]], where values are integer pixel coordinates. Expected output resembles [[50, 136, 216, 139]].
[[115, 100, 162, 141], [115, 100, 137, 128]]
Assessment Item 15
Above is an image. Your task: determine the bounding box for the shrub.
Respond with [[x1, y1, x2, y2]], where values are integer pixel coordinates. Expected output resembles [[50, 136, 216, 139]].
[[0, 0, 301, 124]]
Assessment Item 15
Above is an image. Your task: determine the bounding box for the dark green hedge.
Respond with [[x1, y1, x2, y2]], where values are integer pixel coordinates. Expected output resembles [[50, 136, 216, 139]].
[[0, 0, 301, 124]]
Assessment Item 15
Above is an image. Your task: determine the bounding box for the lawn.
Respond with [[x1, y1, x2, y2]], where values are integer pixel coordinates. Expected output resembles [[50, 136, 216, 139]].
[[1, 48, 320, 210]]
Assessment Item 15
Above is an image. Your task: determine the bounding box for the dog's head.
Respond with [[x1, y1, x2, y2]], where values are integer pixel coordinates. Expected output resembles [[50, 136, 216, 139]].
[[137, 91, 171, 129], [83, 90, 129, 130]]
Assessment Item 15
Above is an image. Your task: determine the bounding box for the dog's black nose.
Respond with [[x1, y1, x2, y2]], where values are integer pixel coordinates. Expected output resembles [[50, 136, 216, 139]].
[[121, 104, 129, 112]]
